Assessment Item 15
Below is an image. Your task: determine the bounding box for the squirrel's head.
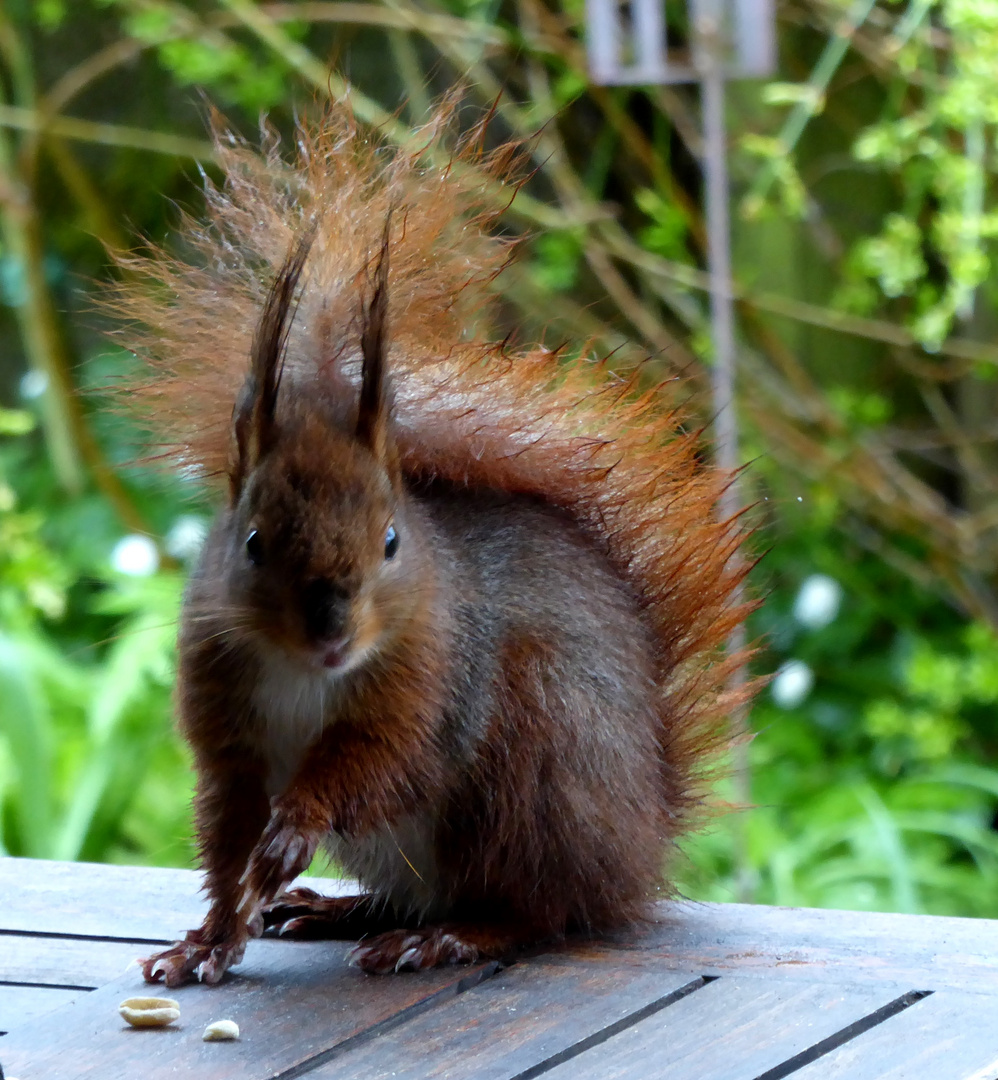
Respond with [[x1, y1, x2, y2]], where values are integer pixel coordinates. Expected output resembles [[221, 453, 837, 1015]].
[[219, 219, 420, 677]]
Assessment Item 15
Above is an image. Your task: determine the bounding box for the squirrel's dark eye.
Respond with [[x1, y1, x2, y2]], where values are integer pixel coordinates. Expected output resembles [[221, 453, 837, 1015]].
[[384, 523, 399, 561], [246, 529, 265, 566]]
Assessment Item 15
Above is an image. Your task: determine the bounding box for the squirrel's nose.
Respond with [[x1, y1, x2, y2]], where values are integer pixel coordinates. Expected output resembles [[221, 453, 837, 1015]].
[[302, 579, 350, 643]]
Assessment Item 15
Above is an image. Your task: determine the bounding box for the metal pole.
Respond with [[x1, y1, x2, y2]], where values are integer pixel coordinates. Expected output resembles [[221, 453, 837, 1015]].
[[700, 26, 753, 902], [702, 79, 737, 461]]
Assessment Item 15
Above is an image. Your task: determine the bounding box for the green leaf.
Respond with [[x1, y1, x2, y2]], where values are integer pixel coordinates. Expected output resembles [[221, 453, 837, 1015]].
[[0, 634, 53, 857]]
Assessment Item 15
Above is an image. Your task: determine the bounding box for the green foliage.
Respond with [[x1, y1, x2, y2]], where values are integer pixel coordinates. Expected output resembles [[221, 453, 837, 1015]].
[[740, 133, 808, 219], [854, 214, 927, 300], [679, 469, 998, 918], [0, 423, 195, 868], [531, 231, 584, 292], [827, 387, 893, 429], [32, 0, 66, 31], [635, 189, 689, 261], [777, 1, 998, 348], [97, 0, 298, 111]]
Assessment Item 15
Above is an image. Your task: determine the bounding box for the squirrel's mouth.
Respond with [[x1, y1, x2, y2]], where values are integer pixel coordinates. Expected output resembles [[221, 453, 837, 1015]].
[[319, 637, 351, 670]]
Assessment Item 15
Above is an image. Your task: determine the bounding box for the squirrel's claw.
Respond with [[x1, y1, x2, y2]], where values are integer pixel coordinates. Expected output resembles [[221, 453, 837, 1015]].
[[194, 940, 245, 984], [260, 890, 390, 940], [142, 941, 200, 987], [262, 885, 325, 917], [347, 928, 480, 975], [141, 934, 246, 987]]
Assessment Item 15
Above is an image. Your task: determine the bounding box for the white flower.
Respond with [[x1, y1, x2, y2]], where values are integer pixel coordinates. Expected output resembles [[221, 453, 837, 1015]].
[[793, 574, 842, 630], [19, 370, 49, 400], [111, 534, 160, 577], [165, 515, 208, 561], [771, 660, 814, 709]]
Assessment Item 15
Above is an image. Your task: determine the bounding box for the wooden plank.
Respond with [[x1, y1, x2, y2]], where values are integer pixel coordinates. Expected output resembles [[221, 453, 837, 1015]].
[[0, 858, 209, 941], [8, 859, 998, 993], [0, 934, 146, 988], [0, 937, 498, 1079], [788, 989, 998, 1080], [531, 974, 912, 1080], [0, 986, 86, 1034], [304, 951, 704, 1080], [0, 857, 351, 943], [608, 900, 998, 995]]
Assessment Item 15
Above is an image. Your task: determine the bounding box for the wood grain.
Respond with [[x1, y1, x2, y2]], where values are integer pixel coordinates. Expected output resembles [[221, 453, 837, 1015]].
[[606, 901, 998, 995], [0, 934, 146, 988], [788, 989, 998, 1080], [0, 857, 350, 943], [536, 974, 914, 1080], [0, 858, 210, 942], [7, 859, 998, 993], [0, 937, 497, 1079], [304, 951, 704, 1080], [0, 985, 86, 1034]]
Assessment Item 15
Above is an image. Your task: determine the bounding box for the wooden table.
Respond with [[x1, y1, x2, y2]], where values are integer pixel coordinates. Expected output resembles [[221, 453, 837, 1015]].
[[2, 857, 998, 1079]]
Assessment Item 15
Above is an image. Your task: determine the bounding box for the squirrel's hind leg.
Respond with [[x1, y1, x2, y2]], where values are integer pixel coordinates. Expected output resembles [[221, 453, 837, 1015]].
[[261, 888, 410, 940], [347, 923, 531, 975]]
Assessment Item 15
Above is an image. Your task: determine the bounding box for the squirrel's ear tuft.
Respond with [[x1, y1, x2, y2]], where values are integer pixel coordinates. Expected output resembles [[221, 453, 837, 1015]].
[[229, 225, 315, 499], [356, 212, 395, 469]]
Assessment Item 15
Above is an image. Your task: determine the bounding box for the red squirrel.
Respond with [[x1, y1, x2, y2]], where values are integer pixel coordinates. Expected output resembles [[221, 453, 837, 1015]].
[[108, 100, 751, 987]]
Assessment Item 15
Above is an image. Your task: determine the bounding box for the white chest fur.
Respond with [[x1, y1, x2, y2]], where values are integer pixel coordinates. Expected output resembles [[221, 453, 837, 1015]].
[[251, 651, 344, 798], [249, 649, 444, 915]]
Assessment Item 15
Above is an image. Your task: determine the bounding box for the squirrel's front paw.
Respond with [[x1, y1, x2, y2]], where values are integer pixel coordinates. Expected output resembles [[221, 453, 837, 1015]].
[[238, 804, 323, 914], [141, 934, 247, 987]]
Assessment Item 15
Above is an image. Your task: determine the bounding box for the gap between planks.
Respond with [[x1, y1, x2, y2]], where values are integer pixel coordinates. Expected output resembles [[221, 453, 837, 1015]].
[[509, 979, 931, 1080], [0, 928, 172, 947], [752, 990, 932, 1080], [507, 976, 710, 1080], [268, 971, 932, 1080], [0, 980, 94, 992], [270, 960, 504, 1080]]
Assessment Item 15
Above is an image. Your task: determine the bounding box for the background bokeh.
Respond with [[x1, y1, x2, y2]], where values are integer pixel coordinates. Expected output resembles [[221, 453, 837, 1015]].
[[2, 0, 998, 916]]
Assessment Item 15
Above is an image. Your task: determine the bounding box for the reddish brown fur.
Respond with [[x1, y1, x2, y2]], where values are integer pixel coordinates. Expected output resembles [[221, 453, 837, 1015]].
[[439, 633, 664, 936], [116, 98, 754, 988]]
